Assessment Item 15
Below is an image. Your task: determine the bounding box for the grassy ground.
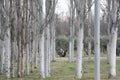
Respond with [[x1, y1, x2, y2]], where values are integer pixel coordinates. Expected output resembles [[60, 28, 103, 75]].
[[0, 59, 120, 80]]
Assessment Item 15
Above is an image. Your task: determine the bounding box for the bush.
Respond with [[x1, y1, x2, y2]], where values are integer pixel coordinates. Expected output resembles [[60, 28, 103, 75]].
[[55, 36, 120, 56], [56, 37, 69, 51]]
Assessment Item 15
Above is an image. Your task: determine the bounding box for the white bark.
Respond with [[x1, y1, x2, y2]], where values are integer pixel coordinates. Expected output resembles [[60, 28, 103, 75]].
[[0, 40, 5, 74], [87, 0, 92, 61], [51, 20, 56, 61], [26, 44, 30, 75], [34, 23, 38, 68], [107, 0, 111, 64], [76, 26, 84, 79], [109, 0, 118, 78], [44, 26, 51, 77], [11, 42, 15, 77], [94, 0, 100, 80], [4, 0, 11, 78], [109, 27, 117, 78], [0, 1, 4, 74], [5, 28, 11, 78], [39, 31, 45, 78], [74, 0, 85, 79], [69, 0, 75, 62]]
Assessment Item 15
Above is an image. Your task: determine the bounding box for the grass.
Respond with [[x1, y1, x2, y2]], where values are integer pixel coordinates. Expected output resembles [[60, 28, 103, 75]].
[[0, 59, 120, 80]]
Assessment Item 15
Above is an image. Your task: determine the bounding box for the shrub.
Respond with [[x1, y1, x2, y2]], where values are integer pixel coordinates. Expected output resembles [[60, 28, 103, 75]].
[[56, 37, 69, 51]]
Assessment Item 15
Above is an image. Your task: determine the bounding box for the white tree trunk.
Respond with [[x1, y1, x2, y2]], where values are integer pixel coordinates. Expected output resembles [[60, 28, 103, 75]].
[[0, 1, 5, 74], [87, 0, 92, 61], [0, 40, 4, 74], [11, 42, 15, 77], [74, 0, 85, 79], [39, 31, 45, 78], [44, 26, 51, 77], [94, 0, 100, 80], [109, 27, 117, 78], [107, 0, 111, 64], [69, 19, 74, 62], [69, 0, 75, 62], [26, 44, 30, 76], [34, 25, 38, 68], [108, 0, 118, 78], [51, 20, 56, 61], [76, 25, 84, 79], [5, 28, 11, 78]]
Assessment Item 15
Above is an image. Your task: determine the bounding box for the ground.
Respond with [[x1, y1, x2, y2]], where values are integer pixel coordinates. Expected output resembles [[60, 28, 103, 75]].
[[0, 57, 120, 80]]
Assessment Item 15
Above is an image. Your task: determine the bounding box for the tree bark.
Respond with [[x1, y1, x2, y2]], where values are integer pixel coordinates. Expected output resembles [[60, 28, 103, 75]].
[[108, 0, 118, 78], [39, 31, 45, 78], [74, 0, 85, 79], [5, 28, 11, 78], [94, 0, 100, 80], [69, 0, 75, 62], [87, 0, 92, 61]]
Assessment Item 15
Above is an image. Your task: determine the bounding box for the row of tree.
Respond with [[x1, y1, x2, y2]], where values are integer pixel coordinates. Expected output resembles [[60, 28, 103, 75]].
[[0, 0, 120, 80], [68, 0, 120, 79], [0, 0, 57, 79]]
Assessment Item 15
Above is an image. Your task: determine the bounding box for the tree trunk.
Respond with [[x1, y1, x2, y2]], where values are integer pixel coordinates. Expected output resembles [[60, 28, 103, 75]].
[[50, 19, 56, 61], [69, 0, 75, 62], [29, 0, 34, 73], [39, 31, 45, 78], [94, 0, 100, 80], [107, 0, 112, 64], [10, 0, 15, 77], [0, 40, 5, 74], [76, 25, 84, 79], [5, 28, 11, 78], [74, 0, 85, 79], [44, 26, 51, 77], [108, 0, 118, 78], [109, 27, 117, 78], [4, 0, 11, 78], [0, 1, 5, 74], [87, 0, 92, 61]]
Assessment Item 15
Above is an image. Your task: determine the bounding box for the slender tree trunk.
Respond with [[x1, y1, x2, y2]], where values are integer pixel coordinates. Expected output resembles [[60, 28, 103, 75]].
[[24, 0, 30, 76], [44, 26, 51, 77], [76, 25, 84, 79], [33, 1, 38, 68], [107, 0, 112, 64], [50, 19, 56, 61], [69, 0, 75, 62], [74, 0, 85, 79], [5, 28, 11, 78], [10, 0, 15, 77], [26, 43, 30, 75], [39, 31, 45, 78], [94, 0, 100, 80], [50, 16, 56, 61], [4, 0, 11, 78], [29, 0, 34, 73], [0, 40, 4, 74], [0, 1, 5, 74], [108, 0, 118, 78], [109, 27, 117, 78], [87, 0, 92, 61], [53, 25, 56, 61]]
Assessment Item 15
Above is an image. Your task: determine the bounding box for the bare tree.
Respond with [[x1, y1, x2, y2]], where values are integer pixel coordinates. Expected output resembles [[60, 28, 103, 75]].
[[108, 0, 119, 78], [74, 0, 86, 79], [87, 0, 92, 61], [0, 0, 5, 75], [94, 0, 100, 80], [69, 0, 75, 62]]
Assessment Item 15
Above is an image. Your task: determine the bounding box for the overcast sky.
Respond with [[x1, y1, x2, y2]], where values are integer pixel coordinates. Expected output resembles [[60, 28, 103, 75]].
[[52, 0, 106, 17], [55, 0, 69, 16]]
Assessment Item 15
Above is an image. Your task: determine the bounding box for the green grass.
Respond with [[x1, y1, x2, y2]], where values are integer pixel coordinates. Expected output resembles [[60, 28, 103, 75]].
[[0, 59, 120, 80]]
